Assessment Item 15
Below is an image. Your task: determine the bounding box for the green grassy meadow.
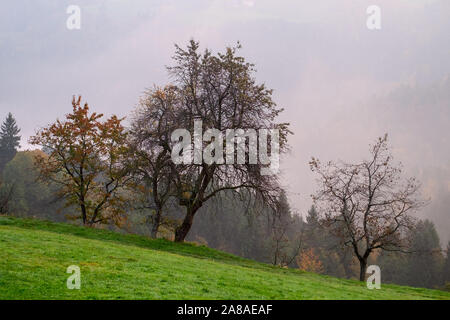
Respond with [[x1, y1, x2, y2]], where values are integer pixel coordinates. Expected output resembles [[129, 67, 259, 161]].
[[0, 216, 449, 300]]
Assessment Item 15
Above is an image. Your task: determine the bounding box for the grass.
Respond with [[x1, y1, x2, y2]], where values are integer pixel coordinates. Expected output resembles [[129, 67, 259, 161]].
[[0, 216, 449, 300]]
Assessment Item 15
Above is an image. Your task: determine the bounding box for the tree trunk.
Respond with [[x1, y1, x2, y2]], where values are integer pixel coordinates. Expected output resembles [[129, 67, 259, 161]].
[[80, 203, 87, 225], [150, 209, 162, 239], [359, 259, 367, 281], [174, 206, 197, 242]]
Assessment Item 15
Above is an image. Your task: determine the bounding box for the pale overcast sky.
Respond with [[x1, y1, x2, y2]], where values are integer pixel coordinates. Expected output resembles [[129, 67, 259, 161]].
[[1, 0, 449, 242]]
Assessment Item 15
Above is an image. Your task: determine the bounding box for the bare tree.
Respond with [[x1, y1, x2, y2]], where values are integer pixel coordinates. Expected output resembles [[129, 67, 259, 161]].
[[133, 40, 291, 242], [269, 191, 304, 267], [129, 86, 179, 238], [310, 134, 425, 281]]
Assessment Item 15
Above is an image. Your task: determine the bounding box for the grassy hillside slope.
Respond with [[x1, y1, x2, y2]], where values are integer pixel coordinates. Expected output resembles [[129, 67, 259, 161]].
[[0, 216, 449, 300]]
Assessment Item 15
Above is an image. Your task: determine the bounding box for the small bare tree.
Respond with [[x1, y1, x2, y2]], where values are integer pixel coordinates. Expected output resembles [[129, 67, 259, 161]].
[[310, 134, 425, 281], [269, 192, 304, 267], [129, 86, 179, 238]]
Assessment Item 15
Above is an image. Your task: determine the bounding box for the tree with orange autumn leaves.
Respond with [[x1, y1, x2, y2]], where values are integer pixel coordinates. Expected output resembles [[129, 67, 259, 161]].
[[29, 96, 132, 226], [297, 248, 324, 274]]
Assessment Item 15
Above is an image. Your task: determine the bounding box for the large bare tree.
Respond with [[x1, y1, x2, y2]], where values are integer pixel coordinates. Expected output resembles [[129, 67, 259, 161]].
[[310, 135, 425, 281], [132, 40, 291, 242]]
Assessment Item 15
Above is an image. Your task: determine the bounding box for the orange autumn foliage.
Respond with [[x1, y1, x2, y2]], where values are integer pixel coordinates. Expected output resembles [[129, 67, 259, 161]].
[[29, 96, 131, 226], [296, 248, 324, 274]]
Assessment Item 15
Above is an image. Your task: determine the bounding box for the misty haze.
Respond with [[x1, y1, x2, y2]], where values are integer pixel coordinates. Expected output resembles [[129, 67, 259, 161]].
[[0, 0, 449, 303]]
